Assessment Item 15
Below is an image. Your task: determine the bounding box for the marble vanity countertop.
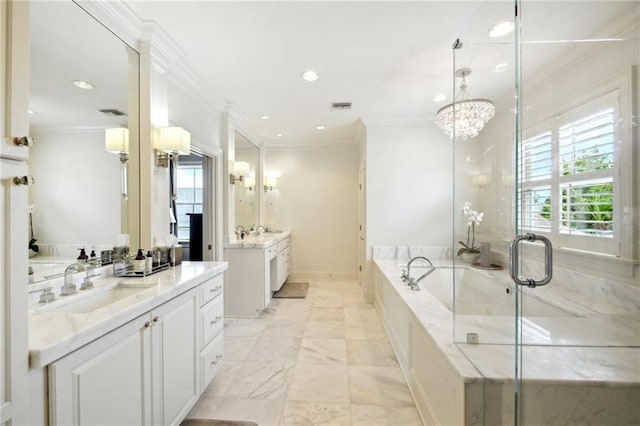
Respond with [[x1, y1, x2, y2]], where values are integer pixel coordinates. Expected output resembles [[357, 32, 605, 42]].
[[224, 229, 291, 249], [29, 261, 228, 369], [374, 259, 640, 386]]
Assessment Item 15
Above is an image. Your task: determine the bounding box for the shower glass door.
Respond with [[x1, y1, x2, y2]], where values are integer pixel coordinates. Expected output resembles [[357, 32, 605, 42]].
[[452, 1, 639, 424]]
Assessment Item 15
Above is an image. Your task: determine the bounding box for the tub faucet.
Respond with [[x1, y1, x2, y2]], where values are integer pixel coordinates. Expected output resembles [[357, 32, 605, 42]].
[[406, 256, 436, 291]]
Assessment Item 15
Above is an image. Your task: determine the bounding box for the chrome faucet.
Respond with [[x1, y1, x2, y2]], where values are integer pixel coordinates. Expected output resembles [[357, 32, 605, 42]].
[[405, 256, 436, 291], [61, 262, 94, 295]]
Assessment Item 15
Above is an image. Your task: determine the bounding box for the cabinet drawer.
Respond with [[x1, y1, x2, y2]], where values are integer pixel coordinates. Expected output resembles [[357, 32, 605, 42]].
[[200, 332, 224, 390], [277, 238, 289, 252], [199, 274, 223, 306], [200, 295, 224, 348]]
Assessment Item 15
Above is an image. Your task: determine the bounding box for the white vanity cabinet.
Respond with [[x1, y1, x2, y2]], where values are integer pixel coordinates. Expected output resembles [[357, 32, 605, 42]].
[[48, 311, 154, 425], [224, 244, 276, 317], [49, 288, 198, 426], [46, 272, 225, 426], [274, 237, 291, 291], [198, 273, 225, 390]]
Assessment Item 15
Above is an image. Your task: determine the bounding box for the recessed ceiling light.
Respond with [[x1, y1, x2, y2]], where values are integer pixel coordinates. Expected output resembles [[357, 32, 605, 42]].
[[276, 133, 283, 137], [494, 62, 509, 73], [315, 125, 326, 130], [261, 115, 270, 120], [432, 94, 447, 102], [302, 70, 319, 82], [489, 21, 515, 38], [72, 80, 95, 90]]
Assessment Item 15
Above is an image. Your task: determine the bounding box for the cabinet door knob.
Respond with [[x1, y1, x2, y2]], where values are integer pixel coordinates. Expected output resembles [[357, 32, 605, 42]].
[[152, 315, 159, 323], [13, 176, 35, 186], [143, 321, 151, 329], [210, 316, 222, 325], [13, 136, 34, 147]]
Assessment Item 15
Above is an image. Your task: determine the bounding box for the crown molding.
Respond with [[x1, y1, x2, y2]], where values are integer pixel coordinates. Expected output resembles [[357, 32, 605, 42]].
[[263, 138, 357, 149], [73, 0, 143, 51], [360, 115, 438, 129]]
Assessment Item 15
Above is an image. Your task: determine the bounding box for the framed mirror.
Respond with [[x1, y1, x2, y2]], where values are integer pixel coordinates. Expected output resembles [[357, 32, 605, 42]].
[[234, 132, 259, 230], [27, 1, 139, 283]]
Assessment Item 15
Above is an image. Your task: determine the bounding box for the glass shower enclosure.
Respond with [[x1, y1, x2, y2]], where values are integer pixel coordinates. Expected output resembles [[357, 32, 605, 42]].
[[450, 1, 639, 424]]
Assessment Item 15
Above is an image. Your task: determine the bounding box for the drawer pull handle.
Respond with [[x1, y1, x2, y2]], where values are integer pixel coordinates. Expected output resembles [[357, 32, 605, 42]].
[[210, 355, 223, 366], [210, 316, 222, 325], [210, 285, 222, 293]]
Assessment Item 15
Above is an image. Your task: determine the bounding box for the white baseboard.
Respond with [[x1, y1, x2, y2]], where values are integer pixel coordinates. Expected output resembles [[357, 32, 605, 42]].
[[288, 271, 358, 282]]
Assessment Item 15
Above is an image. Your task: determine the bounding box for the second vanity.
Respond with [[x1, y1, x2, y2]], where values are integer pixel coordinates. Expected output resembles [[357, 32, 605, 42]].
[[28, 261, 228, 426], [224, 231, 291, 317]]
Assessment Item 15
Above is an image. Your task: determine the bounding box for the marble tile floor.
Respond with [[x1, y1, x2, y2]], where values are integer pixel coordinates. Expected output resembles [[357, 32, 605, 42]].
[[186, 281, 423, 426]]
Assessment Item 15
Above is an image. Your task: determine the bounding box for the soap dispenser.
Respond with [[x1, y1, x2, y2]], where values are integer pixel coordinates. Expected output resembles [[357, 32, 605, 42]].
[[77, 248, 88, 264], [134, 249, 146, 275]]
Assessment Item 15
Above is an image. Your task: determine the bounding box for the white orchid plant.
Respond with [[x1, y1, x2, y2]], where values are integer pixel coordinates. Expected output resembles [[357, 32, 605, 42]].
[[458, 201, 483, 256]]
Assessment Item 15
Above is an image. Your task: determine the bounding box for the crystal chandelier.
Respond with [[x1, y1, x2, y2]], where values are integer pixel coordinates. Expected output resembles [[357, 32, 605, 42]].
[[436, 68, 495, 140]]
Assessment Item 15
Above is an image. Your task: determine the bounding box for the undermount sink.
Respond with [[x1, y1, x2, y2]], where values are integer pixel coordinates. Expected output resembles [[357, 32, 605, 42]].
[[32, 281, 158, 315]]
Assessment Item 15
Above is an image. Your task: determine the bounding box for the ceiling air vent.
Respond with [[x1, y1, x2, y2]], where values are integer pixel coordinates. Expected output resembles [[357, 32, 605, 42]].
[[331, 102, 352, 110], [99, 108, 127, 117]]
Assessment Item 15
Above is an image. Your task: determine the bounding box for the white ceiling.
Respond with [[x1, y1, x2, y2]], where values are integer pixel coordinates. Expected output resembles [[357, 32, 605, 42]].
[[123, 1, 636, 144], [29, 1, 638, 145]]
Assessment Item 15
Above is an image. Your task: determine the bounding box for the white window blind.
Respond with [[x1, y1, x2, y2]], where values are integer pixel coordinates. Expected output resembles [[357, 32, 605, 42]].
[[176, 164, 203, 241], [518, 90, 619, 255]]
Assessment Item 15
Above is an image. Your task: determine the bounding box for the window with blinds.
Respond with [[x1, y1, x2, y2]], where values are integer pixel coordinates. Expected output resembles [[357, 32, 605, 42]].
[[176, 164, 203, 241], [518, 90, 619, 254]]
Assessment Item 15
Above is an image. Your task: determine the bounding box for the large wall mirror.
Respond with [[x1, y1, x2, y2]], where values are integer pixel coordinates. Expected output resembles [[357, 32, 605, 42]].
[[28, 1, 140, 283], [234, 132, 259, 230]]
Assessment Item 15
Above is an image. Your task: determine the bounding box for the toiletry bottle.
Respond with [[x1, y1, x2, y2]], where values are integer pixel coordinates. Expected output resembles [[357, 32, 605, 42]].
[[89, 249, 98, 266], [134, 249, 146, 275], [146, 250, 153, 274], [77, 248, 88, 264]]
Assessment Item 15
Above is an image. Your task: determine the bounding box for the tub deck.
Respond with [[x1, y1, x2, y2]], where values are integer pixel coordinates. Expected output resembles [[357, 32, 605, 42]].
[[373, 259, 640, 425]]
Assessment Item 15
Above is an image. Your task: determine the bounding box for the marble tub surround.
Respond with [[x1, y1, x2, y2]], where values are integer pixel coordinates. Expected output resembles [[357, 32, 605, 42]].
[[186, 280, 423, 426], [29, 261, 228, 368], [373, 259, 640, 424], [224, 229, 290, 249], [372, 245, 453, 263]]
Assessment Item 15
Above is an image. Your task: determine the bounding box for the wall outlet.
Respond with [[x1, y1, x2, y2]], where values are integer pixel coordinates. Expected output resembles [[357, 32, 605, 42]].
[[466, 333, 479, 344]]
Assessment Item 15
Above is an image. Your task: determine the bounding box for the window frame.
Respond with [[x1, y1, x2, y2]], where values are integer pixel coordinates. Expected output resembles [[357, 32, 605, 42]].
[[518, 67, 635, 258]]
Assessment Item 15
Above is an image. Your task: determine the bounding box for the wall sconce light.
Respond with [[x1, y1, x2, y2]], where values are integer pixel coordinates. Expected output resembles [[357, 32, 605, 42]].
[[264, 176, 278, 192], [230, 161, 250, 185], [154, 126, 191, 167], [244, 176, 256, 191], [105, 127, 129, 200]]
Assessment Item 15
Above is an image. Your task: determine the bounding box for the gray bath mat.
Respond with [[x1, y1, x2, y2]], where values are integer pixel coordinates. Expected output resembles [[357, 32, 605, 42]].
[[180, 419, 258, 426], [273, 281, 309, 298]]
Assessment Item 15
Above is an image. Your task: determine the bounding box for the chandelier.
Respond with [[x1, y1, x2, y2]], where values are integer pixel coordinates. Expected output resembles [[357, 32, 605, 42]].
[[436, 68, 495, 140]]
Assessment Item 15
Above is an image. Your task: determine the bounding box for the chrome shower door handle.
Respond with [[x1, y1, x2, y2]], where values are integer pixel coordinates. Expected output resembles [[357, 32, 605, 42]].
[[509, 233, 553, 288]]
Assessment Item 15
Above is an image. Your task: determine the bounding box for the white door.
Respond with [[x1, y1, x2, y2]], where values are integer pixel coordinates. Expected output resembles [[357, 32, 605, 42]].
[[0, 1, 30, 424]]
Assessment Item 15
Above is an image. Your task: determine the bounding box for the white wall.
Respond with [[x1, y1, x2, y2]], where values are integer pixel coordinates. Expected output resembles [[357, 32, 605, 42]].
[[363, 124, 453, 295], [265, 145, 359, 281], [29, 128, 121, 248]]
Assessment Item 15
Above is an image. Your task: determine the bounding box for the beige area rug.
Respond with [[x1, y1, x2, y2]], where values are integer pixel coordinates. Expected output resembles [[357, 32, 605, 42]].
[[272, 281, 309, 298], [181, 419, 258, 426]]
